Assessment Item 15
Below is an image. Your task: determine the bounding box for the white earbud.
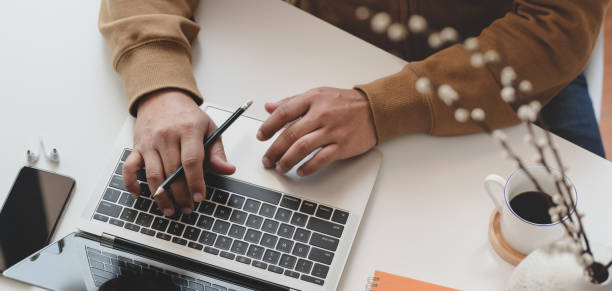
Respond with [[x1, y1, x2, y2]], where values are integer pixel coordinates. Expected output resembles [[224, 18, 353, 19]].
[[39, 139, 60, 164], [26, 149, 40, 164]]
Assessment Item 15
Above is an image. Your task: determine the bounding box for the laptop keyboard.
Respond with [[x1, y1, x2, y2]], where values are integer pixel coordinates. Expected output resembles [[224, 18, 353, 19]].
[[93, 149, 350, 287], [85, 246, 238, 291]]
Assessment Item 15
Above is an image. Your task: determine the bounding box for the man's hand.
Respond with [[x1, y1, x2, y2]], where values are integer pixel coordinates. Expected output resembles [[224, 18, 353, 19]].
[[257, 87, 377, 176], [123, 89, 235, 216]]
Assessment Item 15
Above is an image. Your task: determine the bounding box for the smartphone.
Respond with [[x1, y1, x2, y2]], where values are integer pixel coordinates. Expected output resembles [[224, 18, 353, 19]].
[[0, 166, 75, 271]]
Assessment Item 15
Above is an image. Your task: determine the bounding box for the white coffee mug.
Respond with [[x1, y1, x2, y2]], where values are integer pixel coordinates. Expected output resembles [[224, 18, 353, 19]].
[[484, 165, 577, 255]]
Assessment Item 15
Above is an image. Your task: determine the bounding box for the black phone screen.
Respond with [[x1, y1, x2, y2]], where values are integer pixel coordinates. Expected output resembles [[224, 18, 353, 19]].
[[0, 166, 75, 271]]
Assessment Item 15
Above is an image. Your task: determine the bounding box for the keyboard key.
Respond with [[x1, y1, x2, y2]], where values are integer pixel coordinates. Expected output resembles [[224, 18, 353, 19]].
[[315, 205, 332, 220], [172, 237, 188, 246], [228, 225, 246, 239], [259, 204, 276, 218], [135, 212, 154, 227], [263, 249, 281, 265], [312, 263, 329, 279], [188, 242, 203, 251], [199, 231, 217, 246], [280, 195, 301, 210], [290, 212, 308, 227], [293, 228, 311, 243], [309, 247, 334, 265], [212, 190, 230, 204], [292, 243, 310, 258], [139, 182, 151, 197], [204, 174, 282, 205], [274, 208, 292, 223], [299, 201, 317, 215], [230, 240, 249, 255], [214, 206, 232, 220], [140, 228, 155, 236], [120, 208, 138, 223], [332, 209, 349, 224], [212, 220, 230, 235], [136, 169, 147, 182], [181, 212, 199, 225], [156, 233, 171, 241], [110, 175, 128, 191], [183, 226, 201, 241], [229, 210, 247, 225], [220, 251, 235, 260], [121, 149, 131, 161], [96, 201, 122, 218], [197, 201, 216, 215], [205, 187, 214, 200], [172, 276, 188, 286], [279, 254, 297, 269], [196, 215, 214, 230], [149, 203, 163, 216], [262, 219, 279, 234], [214, 236, 233, 250], [260, 233, 278, 249], [310, 232, 340, 251], [236, 255, 251, 265], [295, 259, 313, 274], [276, 238, 293, 253], [124, 223, 140, 232], [151, 217, 169, 232], [103, 188, 121, 203], [166, 209, 181, 220], [307, 217, 344, 238], [246, 245, 265, 260], [204, 246, 219, 255], [300, 274, 324, 285], [277, 223, 295, 239], [228, 194, 245, 209], [243, 199, 260, 213], [244, 229, 262, 244], [134, 198, 152, 212], [252, 260, 267, 270], [93, 214, 109, 222], [267, 265, 283, 274], [118, 192, 136, 208], [109, 218, 124, 227], [245, 214, 264, 229], [168, 222, 186, 236], [284, 270, 300, 279]]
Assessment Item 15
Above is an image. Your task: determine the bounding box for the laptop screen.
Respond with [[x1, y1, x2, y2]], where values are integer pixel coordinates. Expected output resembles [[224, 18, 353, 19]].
[[3, 232, 288, 291]]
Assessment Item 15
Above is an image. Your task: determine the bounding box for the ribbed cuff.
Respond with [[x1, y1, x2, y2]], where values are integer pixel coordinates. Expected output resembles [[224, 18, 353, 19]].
[[355, 64, 432, 142], [116, 41, 204, 117]]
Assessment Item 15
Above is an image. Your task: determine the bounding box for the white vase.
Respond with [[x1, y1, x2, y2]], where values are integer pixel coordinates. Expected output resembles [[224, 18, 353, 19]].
[[507, 242, 612, 291]]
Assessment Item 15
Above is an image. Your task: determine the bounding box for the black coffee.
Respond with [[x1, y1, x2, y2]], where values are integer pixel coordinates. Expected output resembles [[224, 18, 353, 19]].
[[509, 191, 554, 224]]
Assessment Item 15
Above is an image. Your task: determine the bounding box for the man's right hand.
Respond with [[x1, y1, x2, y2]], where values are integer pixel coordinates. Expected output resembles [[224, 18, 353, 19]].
[[122, 89, 235, 216]]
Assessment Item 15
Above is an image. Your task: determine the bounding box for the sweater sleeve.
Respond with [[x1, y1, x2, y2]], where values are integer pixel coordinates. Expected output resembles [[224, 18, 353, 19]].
[[356, 0, 608, 141], [99, 0, 202, 116]]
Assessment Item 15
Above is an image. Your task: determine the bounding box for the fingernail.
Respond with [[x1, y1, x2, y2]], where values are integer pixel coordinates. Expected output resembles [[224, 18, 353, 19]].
[[297, 169, 304, 176], [163, 208, 174, 217], [276, 163, 285, 173], [256, 130, 264, 140], [193, 192, 203, 202], [131, 193, 138, 199], [182, 207, 193, 215], [262, 156, 272, 168]]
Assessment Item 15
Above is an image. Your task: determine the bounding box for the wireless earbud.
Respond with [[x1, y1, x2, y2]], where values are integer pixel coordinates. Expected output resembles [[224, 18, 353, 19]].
[[26, 149, 40, 164]]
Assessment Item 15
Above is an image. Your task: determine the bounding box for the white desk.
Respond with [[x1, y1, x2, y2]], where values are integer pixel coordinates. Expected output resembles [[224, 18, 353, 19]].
[[1, 1, 611, 290]]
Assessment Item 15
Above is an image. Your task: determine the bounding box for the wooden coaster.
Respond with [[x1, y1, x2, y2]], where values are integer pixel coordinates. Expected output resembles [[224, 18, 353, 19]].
[[488, 210, 526, 266]]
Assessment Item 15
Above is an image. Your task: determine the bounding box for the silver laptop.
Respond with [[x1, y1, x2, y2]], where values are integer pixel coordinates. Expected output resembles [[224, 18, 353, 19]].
[[4, 104, 382, 291]]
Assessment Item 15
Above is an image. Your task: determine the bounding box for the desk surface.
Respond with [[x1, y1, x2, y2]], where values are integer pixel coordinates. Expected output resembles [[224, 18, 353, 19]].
[[1, 1, 611, 290]]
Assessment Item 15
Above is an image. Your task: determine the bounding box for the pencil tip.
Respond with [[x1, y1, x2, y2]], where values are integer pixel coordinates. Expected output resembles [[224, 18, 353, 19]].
[[241, 100, 253, 110], [153, 187, 164, 197]]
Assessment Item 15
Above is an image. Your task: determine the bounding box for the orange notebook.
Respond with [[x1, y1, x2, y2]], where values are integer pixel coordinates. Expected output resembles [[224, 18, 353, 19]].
[[367, 270, 461, 291]]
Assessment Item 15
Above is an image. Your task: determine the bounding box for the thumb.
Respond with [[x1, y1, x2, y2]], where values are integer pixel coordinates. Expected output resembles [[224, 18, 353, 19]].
[[206, 138, 235, 175]]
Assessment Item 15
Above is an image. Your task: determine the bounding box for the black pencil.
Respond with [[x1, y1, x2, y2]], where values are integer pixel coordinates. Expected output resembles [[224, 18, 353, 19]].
[[153, 100, 253, 198]]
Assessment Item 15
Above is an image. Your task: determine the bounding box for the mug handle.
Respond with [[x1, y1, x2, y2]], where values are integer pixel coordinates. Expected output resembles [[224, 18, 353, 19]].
[[484, 174, 506, 213]]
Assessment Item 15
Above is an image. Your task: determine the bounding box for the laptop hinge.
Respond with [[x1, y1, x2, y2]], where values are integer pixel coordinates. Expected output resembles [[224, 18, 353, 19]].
[[99, 232, 116, 248]]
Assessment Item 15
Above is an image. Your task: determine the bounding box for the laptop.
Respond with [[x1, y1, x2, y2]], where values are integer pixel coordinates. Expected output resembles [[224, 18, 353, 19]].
[[3, 104, 382, 291]]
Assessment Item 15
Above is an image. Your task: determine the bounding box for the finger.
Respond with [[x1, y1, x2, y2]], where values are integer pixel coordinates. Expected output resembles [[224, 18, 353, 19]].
[[257, 94, 310, 141], [180, 131, 206, 203], [123, 150, 143, 198], [297, 144, 339, 176], [206, 122, 236, 175], [275, 129, 328, 174], [262, 116, 318, 169], [157, 142, 195, 214], [264, 95, 297, 114], [143, 150, 175, 216]]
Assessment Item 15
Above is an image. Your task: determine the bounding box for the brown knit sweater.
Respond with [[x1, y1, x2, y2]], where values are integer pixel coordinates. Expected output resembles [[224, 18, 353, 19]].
[[99, 0, 608, 142]]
